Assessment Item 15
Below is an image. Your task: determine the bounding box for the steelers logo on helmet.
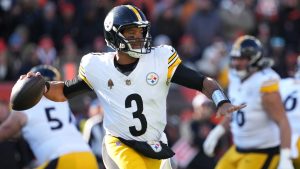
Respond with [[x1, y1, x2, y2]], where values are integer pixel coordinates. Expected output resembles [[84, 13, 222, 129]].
[[146, 72, 159, 86], [104, 12, 114, 31]]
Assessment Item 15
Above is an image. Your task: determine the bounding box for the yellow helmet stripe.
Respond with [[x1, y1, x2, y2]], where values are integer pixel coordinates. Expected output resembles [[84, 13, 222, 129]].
[[126, 5, 142, 22]]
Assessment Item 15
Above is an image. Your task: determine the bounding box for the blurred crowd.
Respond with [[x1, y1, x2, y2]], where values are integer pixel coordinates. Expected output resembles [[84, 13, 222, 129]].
[[0, 0, 300, 169], [0, 0, 300, 82]]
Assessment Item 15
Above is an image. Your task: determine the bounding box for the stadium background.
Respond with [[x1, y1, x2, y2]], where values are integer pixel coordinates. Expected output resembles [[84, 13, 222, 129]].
[[0, 0, 299, 168]]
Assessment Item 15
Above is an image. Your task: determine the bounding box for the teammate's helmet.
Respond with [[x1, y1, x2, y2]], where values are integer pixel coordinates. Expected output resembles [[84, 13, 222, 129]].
[[230, 35, 263, 68], [30, 65, 61, 81], [103, 5, 151, 58]]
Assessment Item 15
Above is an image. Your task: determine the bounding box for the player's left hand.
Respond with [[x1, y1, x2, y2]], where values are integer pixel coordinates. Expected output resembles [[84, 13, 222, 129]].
[[217, 102, 246, 117]]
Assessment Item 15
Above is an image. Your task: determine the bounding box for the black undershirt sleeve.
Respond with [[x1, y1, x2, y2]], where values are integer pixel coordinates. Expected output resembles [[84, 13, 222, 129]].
[[171, 63, 205, 91], [63, 76, 93, 99]]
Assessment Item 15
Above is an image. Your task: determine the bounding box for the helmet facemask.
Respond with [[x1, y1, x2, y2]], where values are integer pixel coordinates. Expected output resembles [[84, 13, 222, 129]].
[[115, 23, 152, 58]]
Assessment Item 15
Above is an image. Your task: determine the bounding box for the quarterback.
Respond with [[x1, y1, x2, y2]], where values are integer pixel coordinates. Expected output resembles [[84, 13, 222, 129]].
[[1, 65, 98, 169], [203, 35, 293, 169], [24, 5, 245, 169]]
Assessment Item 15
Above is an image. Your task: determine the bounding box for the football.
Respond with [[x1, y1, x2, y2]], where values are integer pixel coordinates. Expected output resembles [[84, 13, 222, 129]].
[[10, 75, 45, 111]]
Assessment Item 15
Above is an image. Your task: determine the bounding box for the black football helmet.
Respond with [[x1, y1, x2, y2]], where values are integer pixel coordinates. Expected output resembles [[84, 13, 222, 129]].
[[30, 65, 61, 81], [103, 5, 151, 58], [230, 35, 264, 68]]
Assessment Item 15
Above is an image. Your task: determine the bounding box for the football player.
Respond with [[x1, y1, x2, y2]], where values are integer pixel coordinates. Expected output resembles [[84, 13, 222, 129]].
[[1, 65, 98, 169], [23, 5, 245, 169], [203, 35, 294, 169], [280, 55, 300, 169]]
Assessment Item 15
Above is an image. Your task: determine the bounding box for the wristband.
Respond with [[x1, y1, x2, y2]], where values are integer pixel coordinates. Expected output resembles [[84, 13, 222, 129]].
[[44, 81, 50, 94], [212, 90, 230, 108]]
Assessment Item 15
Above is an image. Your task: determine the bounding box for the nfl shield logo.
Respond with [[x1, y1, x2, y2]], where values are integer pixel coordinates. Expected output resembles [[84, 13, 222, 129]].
[[146, 72, 159, 86], [147, 141, 162, 152]]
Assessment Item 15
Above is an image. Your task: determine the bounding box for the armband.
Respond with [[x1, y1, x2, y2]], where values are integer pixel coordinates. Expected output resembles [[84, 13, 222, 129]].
[[212, 90, 230, 108], [44, 81, 50, 94]]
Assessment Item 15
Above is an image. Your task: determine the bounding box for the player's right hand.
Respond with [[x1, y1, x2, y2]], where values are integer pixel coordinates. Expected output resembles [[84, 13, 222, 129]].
[[203, 125, 226, 157], [20, 72, 41, 80]]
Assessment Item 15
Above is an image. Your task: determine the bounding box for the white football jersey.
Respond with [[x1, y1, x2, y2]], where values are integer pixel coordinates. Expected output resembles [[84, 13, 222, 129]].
[[280, 78, 300, 135], [229, 68, 280, 149], [21, 97, 91, 165], [79, 45, 181, 142]]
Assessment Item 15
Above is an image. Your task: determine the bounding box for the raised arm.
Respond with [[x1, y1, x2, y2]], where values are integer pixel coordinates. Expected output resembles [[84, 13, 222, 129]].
[[171, 64, 246, 116]]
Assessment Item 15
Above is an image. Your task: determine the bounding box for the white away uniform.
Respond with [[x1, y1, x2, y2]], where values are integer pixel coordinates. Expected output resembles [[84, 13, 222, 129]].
[[21, 97, 95, 167], [79, 45, 181, 169], [228, 68, 280, 149]]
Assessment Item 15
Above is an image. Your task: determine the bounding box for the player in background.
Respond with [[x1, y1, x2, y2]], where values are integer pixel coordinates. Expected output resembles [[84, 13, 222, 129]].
[[0, 65, 98, 169], [203, 35, 294, 169], [280, 55, 300, 169], [23, 5, 245, 169]]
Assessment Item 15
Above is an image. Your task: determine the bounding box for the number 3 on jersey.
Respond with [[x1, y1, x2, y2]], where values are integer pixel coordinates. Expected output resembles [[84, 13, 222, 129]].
[[125, 94, 148, 136]]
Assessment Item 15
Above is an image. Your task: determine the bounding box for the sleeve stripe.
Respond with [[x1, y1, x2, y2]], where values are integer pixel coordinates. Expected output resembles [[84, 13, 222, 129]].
[[168, 56, 179, 68], [167, 57, 182, 80], [78, 66, 93, 89], [260, 82, 279, 93], [168, 52, 177, 64], [79, 66, 85, 76]]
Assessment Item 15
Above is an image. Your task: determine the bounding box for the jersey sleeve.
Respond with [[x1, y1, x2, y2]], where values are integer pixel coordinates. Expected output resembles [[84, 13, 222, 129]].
[[78, 54, 94, 89], [161, 45, 182, 82], [259, 70, 280, 93], [260, 79, 280, 93]]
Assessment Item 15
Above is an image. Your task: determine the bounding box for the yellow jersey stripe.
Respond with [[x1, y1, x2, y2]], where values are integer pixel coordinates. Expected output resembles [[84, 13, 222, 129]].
[[126, 5, 142, 22], [167, 57, 182, 80], [79, 73, 93, 89], [168, 54, 179, 68], [260, 80, 279, 93], [79, 66, 85, 75], [79, 68, 85, 77], [168, 52, 177, 64]]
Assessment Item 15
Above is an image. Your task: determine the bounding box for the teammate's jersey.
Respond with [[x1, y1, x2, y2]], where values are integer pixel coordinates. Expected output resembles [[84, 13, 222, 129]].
[[280, 78, 300, 135], [79, 45, 181, 142], [228, 68, 280, 149], [21, 97, 91, 165]]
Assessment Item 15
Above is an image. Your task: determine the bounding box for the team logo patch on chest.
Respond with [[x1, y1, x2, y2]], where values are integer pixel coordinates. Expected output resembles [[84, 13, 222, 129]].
[[146, 72, 159, 85]]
